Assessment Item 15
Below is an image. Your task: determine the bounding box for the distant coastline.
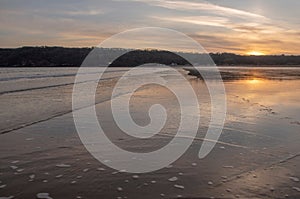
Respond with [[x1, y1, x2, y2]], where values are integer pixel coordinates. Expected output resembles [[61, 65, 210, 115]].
[[0, 46, 300, 67]]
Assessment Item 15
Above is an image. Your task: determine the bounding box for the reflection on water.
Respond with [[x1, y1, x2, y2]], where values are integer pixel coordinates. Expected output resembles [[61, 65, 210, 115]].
[[186, 67, 300, 119], [207, 68, 300, 157], [226, 76, 300, 120], [185, 66, 300, 81], [185, 67, 300, 154]]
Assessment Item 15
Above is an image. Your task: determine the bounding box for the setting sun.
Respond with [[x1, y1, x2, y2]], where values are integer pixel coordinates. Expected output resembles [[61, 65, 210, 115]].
[[247, 79, 262, 84], [246, 51, 266, 56]]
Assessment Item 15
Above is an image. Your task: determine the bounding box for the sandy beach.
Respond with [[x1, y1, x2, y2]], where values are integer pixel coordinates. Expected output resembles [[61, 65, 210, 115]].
[[0, 67, 300, 199]]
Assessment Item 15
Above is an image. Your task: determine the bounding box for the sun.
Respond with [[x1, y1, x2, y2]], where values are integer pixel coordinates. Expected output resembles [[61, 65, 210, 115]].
[[246, 51, 265, 56], [247, 79, 261, 84]]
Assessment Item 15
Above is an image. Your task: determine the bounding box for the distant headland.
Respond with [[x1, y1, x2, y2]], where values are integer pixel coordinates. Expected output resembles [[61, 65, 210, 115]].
[[0, 46, 299, 67]]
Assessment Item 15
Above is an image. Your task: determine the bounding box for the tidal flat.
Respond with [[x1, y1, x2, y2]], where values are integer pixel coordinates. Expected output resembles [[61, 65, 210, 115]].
[[0, 66, 299, 199]]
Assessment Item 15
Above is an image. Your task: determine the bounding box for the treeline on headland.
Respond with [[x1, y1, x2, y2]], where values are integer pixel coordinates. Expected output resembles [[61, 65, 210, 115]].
[[0, 46, 300, 67]]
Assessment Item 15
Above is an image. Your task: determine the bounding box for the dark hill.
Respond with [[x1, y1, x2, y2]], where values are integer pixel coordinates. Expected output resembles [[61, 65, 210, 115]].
[[0, 46, 299, 67]]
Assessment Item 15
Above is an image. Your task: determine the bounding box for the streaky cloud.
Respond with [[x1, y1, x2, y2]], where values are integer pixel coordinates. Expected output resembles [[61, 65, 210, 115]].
[[131, 0, 267, 20]]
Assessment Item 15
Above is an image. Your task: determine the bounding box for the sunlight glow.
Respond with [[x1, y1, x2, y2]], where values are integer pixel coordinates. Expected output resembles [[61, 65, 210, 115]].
[[247, 79, 262, 84], [246, 51, 265, 56]]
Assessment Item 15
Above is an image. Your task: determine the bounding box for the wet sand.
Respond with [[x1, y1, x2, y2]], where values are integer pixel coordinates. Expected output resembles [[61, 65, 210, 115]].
[[0, 67, 300, 199]]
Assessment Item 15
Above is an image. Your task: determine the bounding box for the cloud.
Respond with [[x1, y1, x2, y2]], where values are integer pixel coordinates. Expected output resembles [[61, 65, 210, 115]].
[[0, 0, 299, 54], [190, 30, 300, 55], [131, 0, 267, 20], [152, 16, 229, 27], [64, 9, 106, 16]]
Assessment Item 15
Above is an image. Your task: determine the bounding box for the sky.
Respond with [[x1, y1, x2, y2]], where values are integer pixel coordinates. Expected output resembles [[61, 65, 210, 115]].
[[0, 0, 299, 55]]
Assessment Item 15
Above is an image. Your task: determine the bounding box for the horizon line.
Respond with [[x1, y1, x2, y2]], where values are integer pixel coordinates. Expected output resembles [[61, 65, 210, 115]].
[[1, 45, 299, 57]]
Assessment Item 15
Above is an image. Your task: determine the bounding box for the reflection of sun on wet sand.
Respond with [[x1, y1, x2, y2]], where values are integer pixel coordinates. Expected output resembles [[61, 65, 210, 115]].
[[184, 66, 300, 81], [0, 67, 299, 199]]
